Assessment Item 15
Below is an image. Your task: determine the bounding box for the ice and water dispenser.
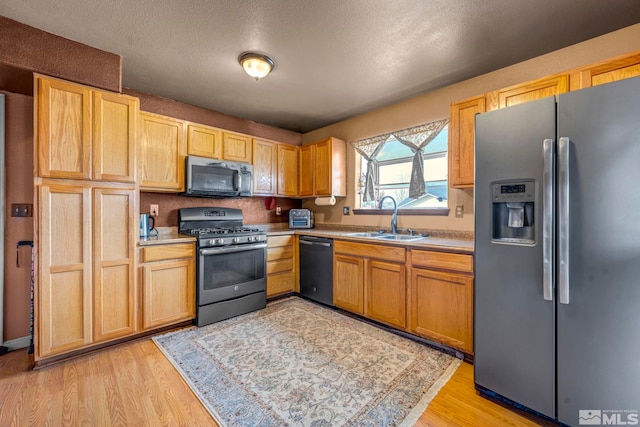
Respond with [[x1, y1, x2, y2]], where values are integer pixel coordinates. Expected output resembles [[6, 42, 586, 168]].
[[491, 180, 535, 244]]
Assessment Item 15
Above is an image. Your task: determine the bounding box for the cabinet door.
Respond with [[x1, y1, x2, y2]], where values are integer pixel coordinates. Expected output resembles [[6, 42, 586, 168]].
[[93, 188, 136, 342], [314, 139, 332, 196], [142, 259, 195, 329], [569, 52, 640, 90], [449, 96, 485, 188], [252, 138, 277, 195], [486, 74, 569, 111], [93, 91, 137, 182], [365, 260, 406, 329], [409, 268, 473, 353], [298, 145, 315, 197], [187, 124, 222, 159], [333, 254, 364, 314], [222, 132, 252, 163], [38, 184, 92, 357], [37, 77, 91, 179], [277, 144, 298, 196], [139, 112, 185, 191]]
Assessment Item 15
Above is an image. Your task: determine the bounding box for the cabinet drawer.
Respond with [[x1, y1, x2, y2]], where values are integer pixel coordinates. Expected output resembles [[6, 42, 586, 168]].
[[267, 258, 294, 275], [142, 243, 194, 262], [267, 271, 295, 297], [334, 240, 405, 263], [411, 250, 473, 273], [268, 235, 295, 247], [267, 245, 294, 262]]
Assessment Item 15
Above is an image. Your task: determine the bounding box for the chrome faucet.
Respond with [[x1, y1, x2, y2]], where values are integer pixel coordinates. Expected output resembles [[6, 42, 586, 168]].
[[378, 196, 398, 234]]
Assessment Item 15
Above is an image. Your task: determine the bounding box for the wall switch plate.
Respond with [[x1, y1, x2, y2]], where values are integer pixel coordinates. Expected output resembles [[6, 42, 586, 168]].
[[150, 204, 159, 216], [11, 203, 33, 217], [455, 204, 464, 218], [276, 206, 282, 215], [343, 206, 350, 215]]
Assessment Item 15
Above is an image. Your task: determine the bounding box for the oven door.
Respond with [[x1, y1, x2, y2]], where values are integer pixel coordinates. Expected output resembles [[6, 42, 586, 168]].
[[198, 243, 267, 305]]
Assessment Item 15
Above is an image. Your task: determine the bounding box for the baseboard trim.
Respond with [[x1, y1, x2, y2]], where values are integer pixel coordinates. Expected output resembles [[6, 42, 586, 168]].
[[2, 335, 30, 351]]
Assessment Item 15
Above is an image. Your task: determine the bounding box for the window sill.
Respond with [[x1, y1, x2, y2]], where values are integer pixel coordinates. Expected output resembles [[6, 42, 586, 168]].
[[353, 208, 450, 216]]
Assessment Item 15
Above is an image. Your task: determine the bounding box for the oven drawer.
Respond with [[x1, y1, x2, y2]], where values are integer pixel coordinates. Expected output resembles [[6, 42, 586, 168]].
[[142, 243, 195, 262]]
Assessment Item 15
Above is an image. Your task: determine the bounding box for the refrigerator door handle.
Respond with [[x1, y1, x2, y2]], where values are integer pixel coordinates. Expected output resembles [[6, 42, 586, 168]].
[[542, 138, 555, 301], [558, 137, 570, 304]]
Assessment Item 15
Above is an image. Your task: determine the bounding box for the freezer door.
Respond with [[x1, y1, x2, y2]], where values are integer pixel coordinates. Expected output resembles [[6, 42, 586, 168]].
[[557, 76, 640, 426], [474, 96, 556, 418]]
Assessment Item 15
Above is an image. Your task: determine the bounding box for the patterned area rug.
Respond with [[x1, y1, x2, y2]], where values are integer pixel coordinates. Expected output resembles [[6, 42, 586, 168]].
[[153, 297, 461, 427]]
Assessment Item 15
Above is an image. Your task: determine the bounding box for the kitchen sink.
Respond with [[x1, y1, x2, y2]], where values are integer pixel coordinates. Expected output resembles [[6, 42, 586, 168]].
[[376, 234, 424, 241], [344, 232, 386, 238]]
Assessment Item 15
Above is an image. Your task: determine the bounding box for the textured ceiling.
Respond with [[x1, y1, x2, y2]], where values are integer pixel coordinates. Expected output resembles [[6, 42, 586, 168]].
[[1, 1, 640, 133]]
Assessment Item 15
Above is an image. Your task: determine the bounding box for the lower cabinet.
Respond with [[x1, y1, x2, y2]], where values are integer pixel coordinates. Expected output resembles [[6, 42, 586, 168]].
[[333, 241, 406, 328], [408, 250, 474, 353], [140, 243, 196, 329], [267, 235, 296, 297]]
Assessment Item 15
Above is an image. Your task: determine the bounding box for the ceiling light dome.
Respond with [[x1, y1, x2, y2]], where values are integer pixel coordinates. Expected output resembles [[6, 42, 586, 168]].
[[239, 52, 275, 81]]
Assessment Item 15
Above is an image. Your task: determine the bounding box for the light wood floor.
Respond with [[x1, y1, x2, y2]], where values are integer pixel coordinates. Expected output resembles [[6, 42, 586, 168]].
[[0, 339, 551, 426]]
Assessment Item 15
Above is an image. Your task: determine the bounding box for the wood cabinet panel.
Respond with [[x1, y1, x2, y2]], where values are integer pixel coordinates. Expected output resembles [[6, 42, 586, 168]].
[[314, 139, 332, 196], [409, 268, 473, 353], [37, 77, 92, 179], [486, 74, 569, 111], [187, 124, 222, 159], [267, 259, 294, 275], [333, 254, 364, 314], [365, 260, 406, 329], [411, 250, 473, 273], [140, 112, 185, 191], [252, 138, 277, 195], [142, 258, 195, 329], [222, 132, 252, 163], [267, 245, 294, 262], [569, 51, 640, 90], [267, 235, 294, 247], [449, 95, 485, 188], [334, 240, 406, 263], [141, 243, 194, 262], [267, 272, 295, 297], [277, 144, 298, 196], [298, 145, 315, 197], [93, 188, 136, 341], [38, 185, 92, 357], [92, 91, 137, 182]]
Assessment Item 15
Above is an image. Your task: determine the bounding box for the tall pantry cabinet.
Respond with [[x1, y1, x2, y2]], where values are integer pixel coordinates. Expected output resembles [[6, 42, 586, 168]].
[[34, 75, 138, 361]]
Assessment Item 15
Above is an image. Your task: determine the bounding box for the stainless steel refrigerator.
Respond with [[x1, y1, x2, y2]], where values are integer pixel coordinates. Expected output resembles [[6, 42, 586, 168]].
[[474, 76, 640, 426]]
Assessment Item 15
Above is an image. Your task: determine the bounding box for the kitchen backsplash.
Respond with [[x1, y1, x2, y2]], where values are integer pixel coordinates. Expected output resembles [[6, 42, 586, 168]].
[[140, 192, 302, 227]]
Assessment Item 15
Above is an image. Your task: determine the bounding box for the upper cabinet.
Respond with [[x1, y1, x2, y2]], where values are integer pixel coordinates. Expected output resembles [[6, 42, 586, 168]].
[[298, 137, 346, 198], [277, 144, 299, 197], [36, 75, 138, 182], [449, 95, 485, 189], [569, 51, 640, 90], [485, 73, 569, 112], [187, 123, 222, 159], [252, 138, 278, 195], [139, 112, 186, 192], [223, 131, 252, 163]]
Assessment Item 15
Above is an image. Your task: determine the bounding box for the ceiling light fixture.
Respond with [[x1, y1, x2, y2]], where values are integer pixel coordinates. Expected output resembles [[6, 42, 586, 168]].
[[239, 52, 275, 81]]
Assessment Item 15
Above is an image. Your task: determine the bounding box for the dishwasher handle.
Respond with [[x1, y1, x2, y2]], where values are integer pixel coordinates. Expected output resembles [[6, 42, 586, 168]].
[[299, 239, 332, 247], [299, 236, 333, 247]]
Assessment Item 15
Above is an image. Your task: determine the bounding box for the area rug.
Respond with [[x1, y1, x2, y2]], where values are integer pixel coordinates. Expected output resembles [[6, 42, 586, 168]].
[[153, 297, 461, 427]]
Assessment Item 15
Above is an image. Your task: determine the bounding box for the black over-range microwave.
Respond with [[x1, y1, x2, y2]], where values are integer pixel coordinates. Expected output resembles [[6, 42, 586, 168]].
[[183, 155, 253, 198]]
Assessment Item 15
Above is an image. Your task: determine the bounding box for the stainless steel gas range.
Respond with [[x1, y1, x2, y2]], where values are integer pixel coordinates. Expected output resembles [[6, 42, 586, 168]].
[[178, 207, 267, 327]]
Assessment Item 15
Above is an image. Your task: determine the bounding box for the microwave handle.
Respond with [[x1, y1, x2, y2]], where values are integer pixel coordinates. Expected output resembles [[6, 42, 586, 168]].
[[234, 171, 241, 191]]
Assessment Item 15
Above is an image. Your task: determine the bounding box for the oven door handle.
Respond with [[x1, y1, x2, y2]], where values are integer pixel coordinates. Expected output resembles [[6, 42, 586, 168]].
[[200, 243, 267, 255]]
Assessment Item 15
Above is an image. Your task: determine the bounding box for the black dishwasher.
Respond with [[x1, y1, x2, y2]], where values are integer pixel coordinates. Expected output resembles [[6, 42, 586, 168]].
[[299, 236, 333, 306]]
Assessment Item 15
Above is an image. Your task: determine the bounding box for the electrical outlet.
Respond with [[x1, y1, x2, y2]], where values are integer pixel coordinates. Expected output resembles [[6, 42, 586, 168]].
[[343, 206, 350, 215], [455, 204, 464, 218], [276, 206, 282, 215], [11, 203, 33, 217], [150, 204, 159, 216]]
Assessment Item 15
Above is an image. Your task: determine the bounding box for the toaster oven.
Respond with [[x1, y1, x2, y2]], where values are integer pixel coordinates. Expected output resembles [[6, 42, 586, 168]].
[[289, 209, 313, 229]]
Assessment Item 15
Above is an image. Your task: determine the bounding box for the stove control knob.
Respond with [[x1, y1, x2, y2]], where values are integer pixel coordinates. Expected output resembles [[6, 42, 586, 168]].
[[216, 238, 224, 245], [247, 236, 254, 242], [208, 239, 215, 246], [232, 237, 239, 244]]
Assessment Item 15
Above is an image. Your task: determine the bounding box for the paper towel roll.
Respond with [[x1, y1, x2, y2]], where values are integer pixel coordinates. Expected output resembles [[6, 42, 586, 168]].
[[315, 196, 336, 206]]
